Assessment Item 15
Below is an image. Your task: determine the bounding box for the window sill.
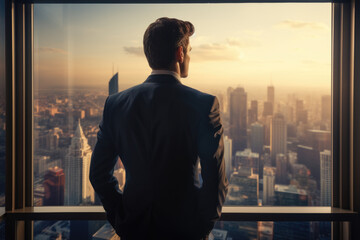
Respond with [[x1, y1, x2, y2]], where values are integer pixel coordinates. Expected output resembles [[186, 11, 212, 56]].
[[4, 206, 359, 222]]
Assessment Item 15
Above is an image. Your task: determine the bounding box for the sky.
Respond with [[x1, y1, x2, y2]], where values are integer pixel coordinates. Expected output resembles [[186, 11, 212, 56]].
[[34, 3, 331, 92]]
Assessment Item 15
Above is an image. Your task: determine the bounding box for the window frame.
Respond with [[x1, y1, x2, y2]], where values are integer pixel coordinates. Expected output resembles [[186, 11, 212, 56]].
[[3, 0, 360, 239]]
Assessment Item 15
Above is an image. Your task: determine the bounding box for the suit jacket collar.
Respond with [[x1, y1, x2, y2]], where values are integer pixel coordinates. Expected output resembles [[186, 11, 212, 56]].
[[144, 74, 182, 85]]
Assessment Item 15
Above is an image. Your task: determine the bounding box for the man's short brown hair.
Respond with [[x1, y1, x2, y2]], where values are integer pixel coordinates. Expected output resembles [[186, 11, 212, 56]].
[[143, 17, 194, 70]]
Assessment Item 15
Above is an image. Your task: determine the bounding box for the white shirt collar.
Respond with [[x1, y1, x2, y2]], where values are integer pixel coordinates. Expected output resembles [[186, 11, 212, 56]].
[[151, 70, 181, 82]]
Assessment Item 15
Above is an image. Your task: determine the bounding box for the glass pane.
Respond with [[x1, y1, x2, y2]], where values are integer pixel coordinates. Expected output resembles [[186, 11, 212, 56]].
[[33, 220, 331, 240], [213, 221, 331, 240], [33, 3, 331, 210], [0, 0, 6, 208], [0, 220, 4, 240], [34, 220, 113, 240]]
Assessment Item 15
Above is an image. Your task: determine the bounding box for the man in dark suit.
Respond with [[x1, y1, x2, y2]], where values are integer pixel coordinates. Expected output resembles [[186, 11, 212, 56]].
[[90, 17, 228, 240]]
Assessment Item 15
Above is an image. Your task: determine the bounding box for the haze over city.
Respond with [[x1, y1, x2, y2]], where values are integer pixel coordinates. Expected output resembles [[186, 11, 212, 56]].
[[0, 3, 335, 239]]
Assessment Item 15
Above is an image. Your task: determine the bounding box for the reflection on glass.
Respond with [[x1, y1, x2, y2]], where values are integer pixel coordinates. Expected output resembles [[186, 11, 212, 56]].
[[33, 220, 331, 240], [34, 2, 331, 213], [0, 0, 6, 208], [213, 221, 331, 240], [34, 220, 109, 240], [0, 220, 5, 239]]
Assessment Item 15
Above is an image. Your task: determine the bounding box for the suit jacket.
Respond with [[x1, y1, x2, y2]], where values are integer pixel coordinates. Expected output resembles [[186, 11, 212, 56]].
[[90, 74, 229, 240]]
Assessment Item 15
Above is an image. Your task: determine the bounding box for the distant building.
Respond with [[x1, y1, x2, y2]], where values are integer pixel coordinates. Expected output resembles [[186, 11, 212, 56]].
[[225, 167, 259, 206], [267, 85, 275, 107], [263, 101, 273, 118], [235, 149, 259, 174], [34, 155, 50, 177], [43, 166, 65, 206], [109, 73, 119, 95], [46, 127, 63, 150], [320, 150, 331, 206], [297, 144, 320, 184], [262, 153, 271, 167], [248, 100, 258, 125], [250, 122, 264, 154], [296, 99, 308, 124], [305, 130, 331, 152], [73, 109, 85, 120], [279, 103, 294, 124], [263, 167, 276, 205], [224, 136, 233, 179], [276, 153, 288, 184], [270, 113, 287, 165], [264, 115, 272, 146], [64, 120, 94, 205], [228, 87, 247, 153], [274, 184, 308, 206]]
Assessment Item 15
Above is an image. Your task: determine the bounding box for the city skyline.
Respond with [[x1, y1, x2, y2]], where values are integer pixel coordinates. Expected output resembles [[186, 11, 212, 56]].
[[31, 4, 332, 238], [32, 75, 332, 238]]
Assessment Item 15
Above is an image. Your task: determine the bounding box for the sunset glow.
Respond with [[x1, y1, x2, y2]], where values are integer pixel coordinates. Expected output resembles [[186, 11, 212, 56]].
[[34, 3, 331, 92]]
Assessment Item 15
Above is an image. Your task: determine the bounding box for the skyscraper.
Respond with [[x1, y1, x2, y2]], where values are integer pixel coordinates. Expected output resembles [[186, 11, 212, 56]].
[[43, 166, 65, 206], [108, 72, 119, 95], [270, 113, 287, 164], [263, 166, 276, 205], [296, 99, 308, 124], [65, 120, 94, 205], [320, 150, 331, 206], [225, 167, 259, 206], [235, 149, 259, 174], [274, 185, 308, 206], [224, 136, 233, 179], [250, 122, 264, 154], [229, 87, 247, 153], [297, 144, 320, 184], [248, 100, 258, 125], [276, 153, 288, 184], [264, 115, 272, 146], [46, 127, 63, 150], [267, 85, 275, 106], [263, 101, 273, 118]]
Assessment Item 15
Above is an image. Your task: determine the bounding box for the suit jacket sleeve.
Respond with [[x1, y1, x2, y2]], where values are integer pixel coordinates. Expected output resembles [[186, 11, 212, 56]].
[[90, 96, 123, 228], [197, 96, 229, 224]]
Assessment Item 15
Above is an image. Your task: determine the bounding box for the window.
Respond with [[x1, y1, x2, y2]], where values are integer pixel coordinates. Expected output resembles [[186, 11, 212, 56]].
[[0, 0, 6, 209], [3, 0, 360, 240], [33, 3, 332, 209], [31, 3, 334, 238]]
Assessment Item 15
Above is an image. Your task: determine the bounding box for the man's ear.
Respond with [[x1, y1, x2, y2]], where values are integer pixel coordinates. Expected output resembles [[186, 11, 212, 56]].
[[176, 46, 184, 63]]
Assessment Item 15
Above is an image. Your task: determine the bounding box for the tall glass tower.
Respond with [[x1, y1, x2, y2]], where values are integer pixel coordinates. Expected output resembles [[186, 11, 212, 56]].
[[109, 72, 119, 95]]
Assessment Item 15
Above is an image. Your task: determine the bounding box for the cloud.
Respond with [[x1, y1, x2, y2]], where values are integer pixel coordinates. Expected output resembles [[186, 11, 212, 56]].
[[123, 42, 244, 62], [37, 47, 68, 55], [276, 20, 330, 31], [192, 43, 244, 62], [123, 46, 143, 57], [226, 38, 261, 47]]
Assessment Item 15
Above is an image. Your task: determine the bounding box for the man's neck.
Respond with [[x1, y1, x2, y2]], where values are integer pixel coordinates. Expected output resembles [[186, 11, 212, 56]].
[[151, 70, 181, 81]]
